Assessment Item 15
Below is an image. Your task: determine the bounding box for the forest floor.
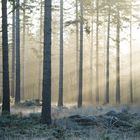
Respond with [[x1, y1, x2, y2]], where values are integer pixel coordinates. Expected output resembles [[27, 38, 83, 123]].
[[0, 101, 140, 140]]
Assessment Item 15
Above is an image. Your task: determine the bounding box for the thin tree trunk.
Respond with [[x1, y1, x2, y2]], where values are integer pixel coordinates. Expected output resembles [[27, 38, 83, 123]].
[[105, 3, 111, 104], [129, 3, 133, 103], [103, 14, 106, 104], [41, 0, 52, 125], [58, 0, 64, 107], [11, 1, 16, 98], [116, 9, 120, 104], [90, 12, 94, 103], [22, 0, 26, 100], [96, 0, 99, 103], [76, 0, 79, 102], [78, 0, 83, 108], [2, 0, 10, 114], [38, 0, 43, 100], [15, 0, 21, 104]]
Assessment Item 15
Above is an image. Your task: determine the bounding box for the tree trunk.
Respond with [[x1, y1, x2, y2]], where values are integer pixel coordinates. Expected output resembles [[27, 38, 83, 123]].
[[90, 9, 94, 103], [75, 0, 79, 103], [2, 0, 10, 114], [22, 0, 26, 100], [116, 9, 120, 104], [15, 0, 21, 104], [41, 0, 52, 125], [11, 0, 16, 98], [78, 0, 83, 108], [129, 3, 133, 103], [104, 3, 111, 104], [58, 0, 64, 107], [96, 0, 99, 103]]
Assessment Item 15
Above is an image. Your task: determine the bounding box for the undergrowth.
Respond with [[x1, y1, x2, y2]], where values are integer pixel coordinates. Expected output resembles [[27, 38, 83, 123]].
[[0, 105, 140, 140]]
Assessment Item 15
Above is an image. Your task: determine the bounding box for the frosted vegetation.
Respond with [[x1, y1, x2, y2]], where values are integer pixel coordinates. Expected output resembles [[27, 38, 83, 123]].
[[0, 101, 140, 140]]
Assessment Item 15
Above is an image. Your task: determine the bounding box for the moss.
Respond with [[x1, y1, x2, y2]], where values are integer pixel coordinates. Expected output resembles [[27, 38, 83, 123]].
[[134, 121, 140, 132]]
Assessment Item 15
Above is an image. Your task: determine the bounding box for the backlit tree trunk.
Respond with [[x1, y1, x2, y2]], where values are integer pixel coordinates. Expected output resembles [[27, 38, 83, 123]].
[[15, 0, 21, 104], [58, 0, 64, 107], [41, 0, 52, 125], [21, 0, 26, 100], [105, 2, 111, 104], [11, 0, 16, 98], [129, 3, 133, 103], [116, 8, 121, 104], [96, 0, 99, 103], [78, 0, 83, 108], [2, 0, 10, 114], [89, 6, 94, 103], [75, 0, 79, 102]]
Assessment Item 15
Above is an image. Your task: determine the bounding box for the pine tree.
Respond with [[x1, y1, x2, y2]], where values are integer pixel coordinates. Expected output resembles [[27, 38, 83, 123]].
[[15, 0, 21, 104], [78, 0, 84, 108], [41, 0, 52, 125], [58, 0, 64, 107], [2, 0, 10, 115]]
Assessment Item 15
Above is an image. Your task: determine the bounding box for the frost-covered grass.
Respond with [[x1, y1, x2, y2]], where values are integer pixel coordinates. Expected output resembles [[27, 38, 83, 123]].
[[0, 104, 140, 140]]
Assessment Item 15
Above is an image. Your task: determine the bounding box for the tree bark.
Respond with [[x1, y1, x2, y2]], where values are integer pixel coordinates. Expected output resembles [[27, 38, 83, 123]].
[[116, 8, 121, 104], [41, 0, 52, 125], [11, 0, 16, 98], [78, 0, 83, 108], [15, 0, 21, 104], [22, 0, 26, 100], [105, 2, 111, 104], [58, 0, 64, 107], [75, 0, 79, 103], [90, 7, 94, 103], [96, 0, 99, 103], [2, 0, 10, 114], [129, 3, 133, 103]]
